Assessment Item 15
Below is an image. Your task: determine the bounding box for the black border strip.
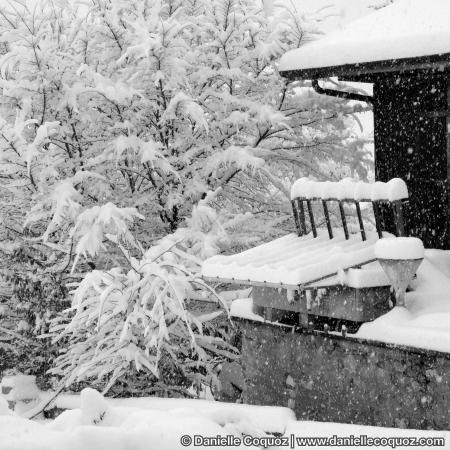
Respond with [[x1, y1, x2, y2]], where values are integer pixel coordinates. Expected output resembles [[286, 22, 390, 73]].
[[280, 53, 450, 81]]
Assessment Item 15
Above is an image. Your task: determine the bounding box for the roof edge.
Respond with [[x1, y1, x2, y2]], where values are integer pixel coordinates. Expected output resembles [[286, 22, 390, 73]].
[[279, 52, 450, 81]]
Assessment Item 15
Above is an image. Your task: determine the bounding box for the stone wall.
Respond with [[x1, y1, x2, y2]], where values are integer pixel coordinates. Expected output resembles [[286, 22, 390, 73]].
[[239, 318, 450, 430]]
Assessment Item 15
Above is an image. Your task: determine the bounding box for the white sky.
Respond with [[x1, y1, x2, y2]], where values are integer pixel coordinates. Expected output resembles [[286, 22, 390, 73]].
[[293, 0, 375, 33], [291, 0, 376, 151]]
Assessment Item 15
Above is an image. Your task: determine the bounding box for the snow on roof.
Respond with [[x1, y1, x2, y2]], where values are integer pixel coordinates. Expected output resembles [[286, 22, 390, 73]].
[[202, 230, 387, 287], [279, 0, 450, 74]]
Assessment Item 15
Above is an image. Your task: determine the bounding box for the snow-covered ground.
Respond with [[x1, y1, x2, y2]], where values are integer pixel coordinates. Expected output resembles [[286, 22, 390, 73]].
[[4, 250, 450, 448], [1, 388, 449, 449]]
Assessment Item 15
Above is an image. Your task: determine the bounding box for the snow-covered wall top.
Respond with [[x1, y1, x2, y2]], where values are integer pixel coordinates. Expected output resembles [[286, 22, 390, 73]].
[[279, 0, 450, 73], [290, 178, 408, 202]]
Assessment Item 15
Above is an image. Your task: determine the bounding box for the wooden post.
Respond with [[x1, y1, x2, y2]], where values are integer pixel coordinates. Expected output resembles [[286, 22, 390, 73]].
[[298, 312, 309, 327], [264, 307, 273, 322], [322, 200, 333, 239]]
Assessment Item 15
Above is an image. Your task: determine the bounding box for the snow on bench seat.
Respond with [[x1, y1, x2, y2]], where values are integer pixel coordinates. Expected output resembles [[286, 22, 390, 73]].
[[202, 229, 386, 287]]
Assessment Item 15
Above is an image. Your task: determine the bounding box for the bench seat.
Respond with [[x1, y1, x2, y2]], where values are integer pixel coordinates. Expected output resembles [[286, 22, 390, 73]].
[[202, 229, 389, 288]]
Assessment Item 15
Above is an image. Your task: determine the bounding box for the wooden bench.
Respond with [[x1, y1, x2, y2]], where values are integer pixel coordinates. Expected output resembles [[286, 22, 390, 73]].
[[290, 178, 408, 242], [203, 178, 410, 331]]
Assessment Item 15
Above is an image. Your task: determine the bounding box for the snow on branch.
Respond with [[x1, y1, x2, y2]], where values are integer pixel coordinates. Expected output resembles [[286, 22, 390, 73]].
[[71, 202, 144, 271]]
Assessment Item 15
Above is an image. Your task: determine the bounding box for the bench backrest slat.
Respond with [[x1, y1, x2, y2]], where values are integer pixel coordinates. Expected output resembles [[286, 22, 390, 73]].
[[322, 200, 333, 239], [306, 200, 317, 238], [355, 201, 366, 241]]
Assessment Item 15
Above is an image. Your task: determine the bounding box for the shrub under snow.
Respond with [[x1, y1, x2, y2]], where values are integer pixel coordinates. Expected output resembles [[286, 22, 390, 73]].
[[49, 198, 238, 396]]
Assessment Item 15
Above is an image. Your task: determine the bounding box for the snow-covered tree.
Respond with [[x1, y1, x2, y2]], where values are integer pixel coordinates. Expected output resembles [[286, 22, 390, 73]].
[[49, 201, 239, 395], [0, 0, 370, 240], [0, 0, 372, 392]]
